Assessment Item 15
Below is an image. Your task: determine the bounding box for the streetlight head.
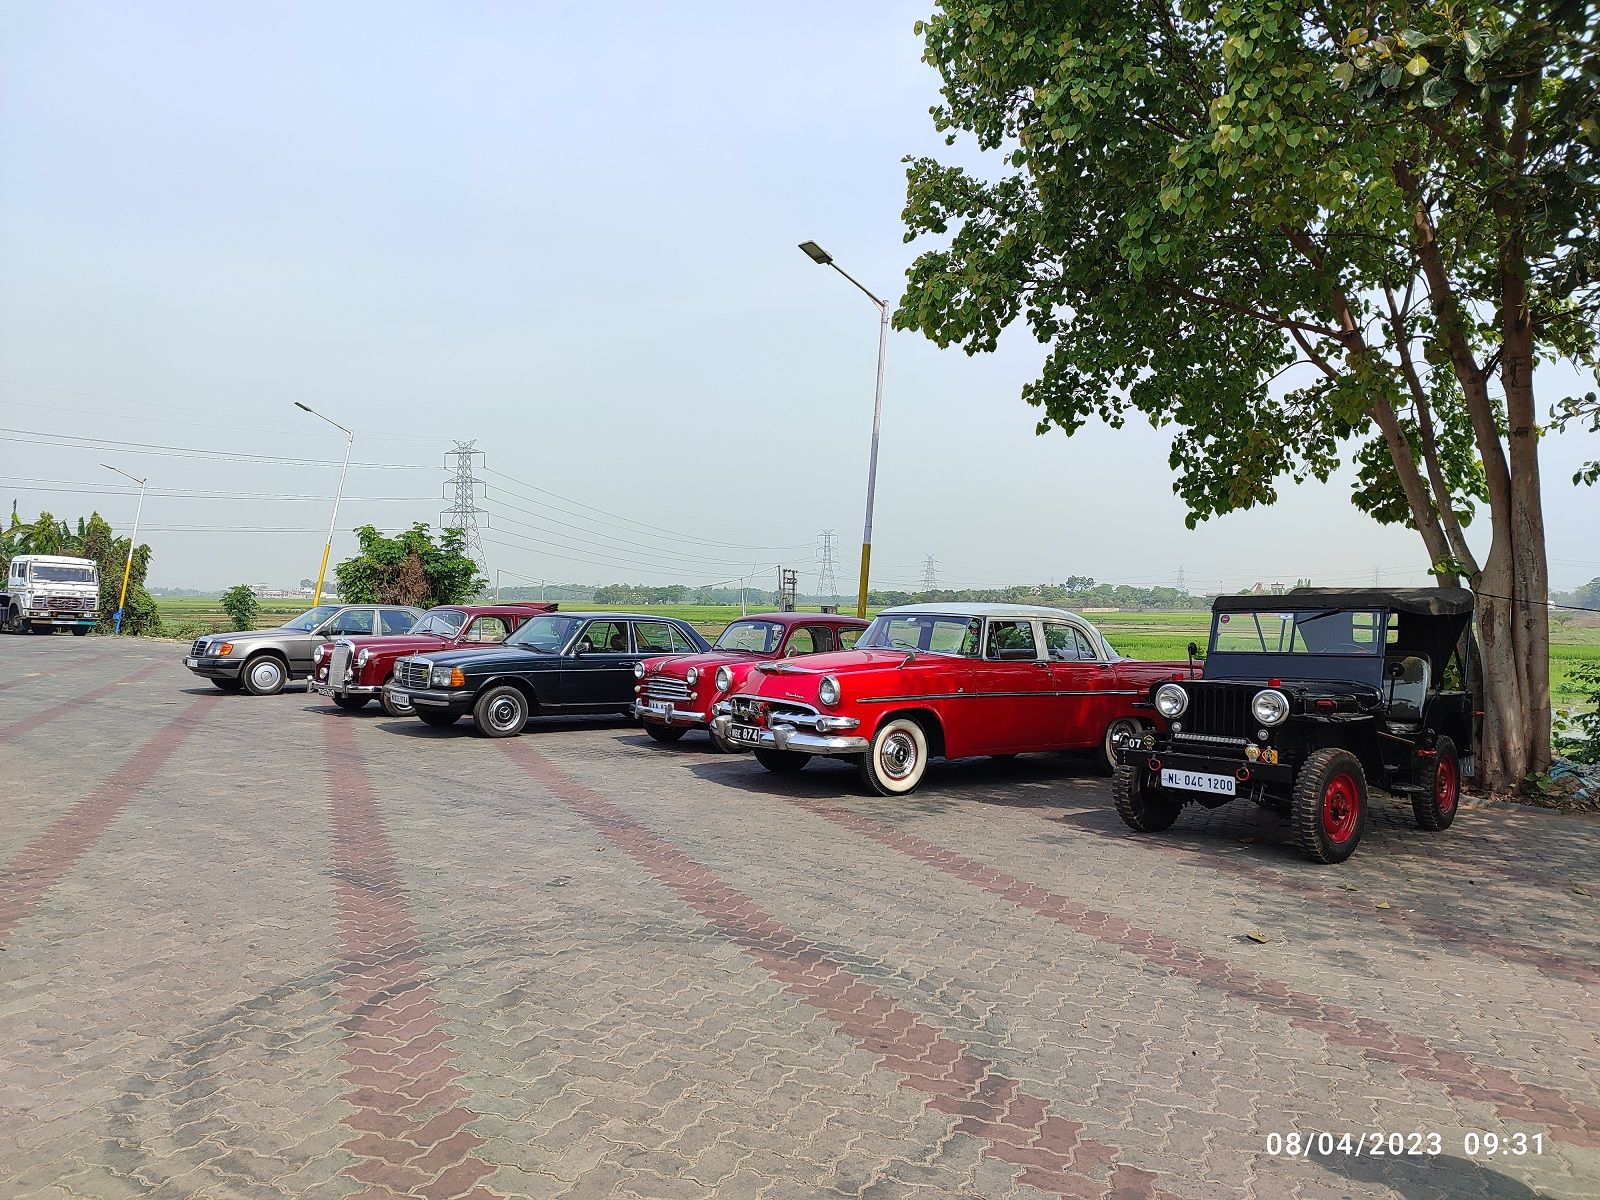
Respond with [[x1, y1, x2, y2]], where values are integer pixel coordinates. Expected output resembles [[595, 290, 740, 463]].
[[294, 401, 313, 412], [798, 241, 833, 265]]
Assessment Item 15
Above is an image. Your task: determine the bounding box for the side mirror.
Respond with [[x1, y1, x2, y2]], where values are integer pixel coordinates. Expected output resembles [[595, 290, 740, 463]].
[[1187, 641, 1202, 659], [1389, 661, 1406, 679]]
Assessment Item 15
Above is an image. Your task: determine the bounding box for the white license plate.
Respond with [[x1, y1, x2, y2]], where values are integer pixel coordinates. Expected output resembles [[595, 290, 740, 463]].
[[728, 725, 762, 745], [185, 657, 198, 667], [1162, 768, 1236, 797], [647, 701, 671, 716]]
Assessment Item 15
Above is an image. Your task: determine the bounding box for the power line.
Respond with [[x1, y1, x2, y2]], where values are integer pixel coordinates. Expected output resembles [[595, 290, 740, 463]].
[[0, 427, 435, 469], [480, 492, 766, 568], [0, 479, 433, 502]]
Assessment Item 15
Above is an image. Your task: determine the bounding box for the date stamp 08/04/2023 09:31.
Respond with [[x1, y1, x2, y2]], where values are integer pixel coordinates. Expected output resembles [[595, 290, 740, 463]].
[[1264, 1131, 1546, 1159]]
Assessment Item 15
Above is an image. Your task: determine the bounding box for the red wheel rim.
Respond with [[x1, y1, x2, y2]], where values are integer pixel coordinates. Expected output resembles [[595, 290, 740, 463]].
[[1321, 772, 1360, 843], [1435, 755, 1457, 815]]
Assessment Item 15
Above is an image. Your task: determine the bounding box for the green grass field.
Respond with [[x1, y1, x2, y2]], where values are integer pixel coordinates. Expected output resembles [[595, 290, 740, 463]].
[[154, 598, 1599, 706]]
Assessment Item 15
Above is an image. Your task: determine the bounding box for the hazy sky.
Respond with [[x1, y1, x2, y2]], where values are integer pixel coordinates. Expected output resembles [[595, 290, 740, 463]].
[[2, 2, 1596, 594]]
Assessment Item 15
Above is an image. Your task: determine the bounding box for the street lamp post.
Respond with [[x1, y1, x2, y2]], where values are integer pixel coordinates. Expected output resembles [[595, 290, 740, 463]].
[[294, 402, 353, 607], [102, 464, 147, 634], [798, 240, 888, 619]]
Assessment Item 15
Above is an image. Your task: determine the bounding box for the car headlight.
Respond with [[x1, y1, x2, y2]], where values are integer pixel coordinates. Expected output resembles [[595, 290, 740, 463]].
[[1252, 689, 1289, 726], [685, 667, 700, 687], [633, 661, 646, 679], [431, 666, 465, 688], [1154, 683, 1188, 718], [313, 644, 328, 664], [714, 666, 732, 693], [216, 642, 234, 657], [356, 648, 371, 667], [818, 676, 841, 707]]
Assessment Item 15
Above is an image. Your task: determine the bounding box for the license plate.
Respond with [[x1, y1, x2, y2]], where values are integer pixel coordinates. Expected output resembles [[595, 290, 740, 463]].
[[1162, 768, 1236, 797], [647, 701, 671, 716], [728, 725, 762, 745], [185, 657, 198, 667]]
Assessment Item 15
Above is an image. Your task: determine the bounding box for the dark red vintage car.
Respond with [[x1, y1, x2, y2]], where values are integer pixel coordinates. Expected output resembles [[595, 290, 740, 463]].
[[311, 603, 556, 716], [710, 603, 1192, 794], [632, 612, 869, 747]]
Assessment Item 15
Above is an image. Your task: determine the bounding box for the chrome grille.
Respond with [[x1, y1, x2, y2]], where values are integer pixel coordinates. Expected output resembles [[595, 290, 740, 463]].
[[395, 659, 432, 690], [49, 595, 90, 610], [1183, 684, 1255, 740], [731, 696, 815, 725], [642, 676, 691, 702], [330, 643, 353, 685], [191, 638, 209, 657]]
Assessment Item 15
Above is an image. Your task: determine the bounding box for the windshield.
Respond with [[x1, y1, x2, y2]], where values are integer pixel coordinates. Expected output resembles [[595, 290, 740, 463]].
[[1212, 608, 1386, 656], [714, 620, 784, 654], [411, 610, 467, 638], [505, 614, 578, 652], [30, 563, 97, 583], [282, 605, 343, 632], [859, 613, 980, 656]]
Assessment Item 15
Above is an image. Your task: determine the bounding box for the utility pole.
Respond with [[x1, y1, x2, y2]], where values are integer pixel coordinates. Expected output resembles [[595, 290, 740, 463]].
[[817, 530, 839, 608], [442, 441, 488, 576], [777, 567, 799, 612]]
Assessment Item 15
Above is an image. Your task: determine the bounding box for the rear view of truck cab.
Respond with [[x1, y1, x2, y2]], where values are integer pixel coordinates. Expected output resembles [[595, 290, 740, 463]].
[[2, 555, 102, 635]]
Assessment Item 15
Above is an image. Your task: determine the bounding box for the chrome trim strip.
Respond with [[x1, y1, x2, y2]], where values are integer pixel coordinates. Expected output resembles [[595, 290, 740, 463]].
[[857, 689, 1144, 702]]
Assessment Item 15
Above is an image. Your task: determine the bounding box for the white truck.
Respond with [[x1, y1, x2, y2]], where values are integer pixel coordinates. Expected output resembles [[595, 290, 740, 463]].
[[2, 554, 101, 635]]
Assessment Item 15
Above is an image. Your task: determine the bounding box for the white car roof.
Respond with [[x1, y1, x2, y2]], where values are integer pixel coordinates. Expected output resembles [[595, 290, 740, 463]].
[[880, 602, 1089, 621], [14, 554, 97, 565]]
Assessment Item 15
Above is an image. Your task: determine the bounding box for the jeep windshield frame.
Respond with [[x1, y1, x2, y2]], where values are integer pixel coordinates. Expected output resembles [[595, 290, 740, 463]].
[[1204, 606, 1390, 686]]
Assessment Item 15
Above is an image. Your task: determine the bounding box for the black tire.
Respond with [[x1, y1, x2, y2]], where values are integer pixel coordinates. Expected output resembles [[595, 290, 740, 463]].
[[71, 627, 89, 636], [1291, 748, 1368, 864], [332, 695, 371, 711], [241, 654, 288, 696], [380, 684, 415, 718], [473, 684, 529, 738], [858, 716, 930, 796], [2, 606, 18, 633], [643, 722, 687, 744], [1412, 735, 1460, 831], [1113, 763, 1182, 833], [1100, 717, 1145, 775], [416, 709, 458, 728], [754, 748, 810, 774], [210, 678, 244, 692]]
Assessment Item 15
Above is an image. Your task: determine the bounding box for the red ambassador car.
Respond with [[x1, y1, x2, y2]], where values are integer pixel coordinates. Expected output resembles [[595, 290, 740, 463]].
[[710, 603, 1192, 794], [311, 603, 556, 716], [632, 611, 869, 746]]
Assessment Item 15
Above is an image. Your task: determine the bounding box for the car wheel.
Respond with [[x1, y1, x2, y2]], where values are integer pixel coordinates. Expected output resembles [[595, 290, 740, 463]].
[[332, 695, 371, 711], [380, 684, 415, 718], [242, 654, 288, 696], [754, 748, 810, 774], [473, 685, 529, 738], [1291, 748, 1368, 864], [1412, 735, 1460, 832], [71, 627, 89, 636], [1113, 762, 1181, 832], [2, 606, 18, 633], [859, 716, 929, 796], [1101, 717, 1145, 775], [210, 678, 244, 692], [416, 709, 458, 728], [644, 722, 687, 744]]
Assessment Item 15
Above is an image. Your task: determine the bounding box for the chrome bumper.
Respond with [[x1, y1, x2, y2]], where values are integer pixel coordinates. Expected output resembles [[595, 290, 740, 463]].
[[310, 680, 381, 698], [632, 701, 708, 726], [709, 710, 867, 756]]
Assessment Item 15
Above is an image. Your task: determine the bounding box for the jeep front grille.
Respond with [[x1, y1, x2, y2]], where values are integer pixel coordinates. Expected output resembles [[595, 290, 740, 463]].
[[642, 677, 691, 702], [395, 660, 432, 690], [1182, 685, 1254, 740]]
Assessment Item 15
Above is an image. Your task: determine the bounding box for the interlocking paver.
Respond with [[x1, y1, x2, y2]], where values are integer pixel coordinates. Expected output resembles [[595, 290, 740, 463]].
[[2, 638, 1596, 1198]]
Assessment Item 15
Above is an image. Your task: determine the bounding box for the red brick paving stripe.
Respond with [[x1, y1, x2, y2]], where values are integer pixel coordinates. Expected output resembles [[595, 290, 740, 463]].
[[0, 653, 105, 694], [322, 717, 505, 1200], [0, 691, 217, 941], [796, 798, 1600, 1151], [500, 741, 1185, 1200], [0, 660, 164, 740]]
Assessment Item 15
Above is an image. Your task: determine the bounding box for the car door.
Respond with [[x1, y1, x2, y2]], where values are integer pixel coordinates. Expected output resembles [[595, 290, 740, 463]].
[[1040, 620, 1106, 750], [965, 618, 1055, 752], [558, 619, 636, 708]]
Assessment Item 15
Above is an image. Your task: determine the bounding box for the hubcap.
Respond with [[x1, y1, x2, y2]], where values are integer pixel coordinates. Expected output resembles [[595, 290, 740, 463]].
[[490, 697, 521, 729], [1321, 772, 1360, 842], [253, 661, 282, 688], [879, 730, 919, 781], [1435, 756, 1457, 814]]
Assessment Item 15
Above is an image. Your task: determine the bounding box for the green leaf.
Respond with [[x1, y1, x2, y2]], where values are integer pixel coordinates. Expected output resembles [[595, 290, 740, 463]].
[[1344, 27, 1368, 48], [1331, 61, 1354, 87], [1404, 54, 1430, 77], [1421, 76, 1459, 108]]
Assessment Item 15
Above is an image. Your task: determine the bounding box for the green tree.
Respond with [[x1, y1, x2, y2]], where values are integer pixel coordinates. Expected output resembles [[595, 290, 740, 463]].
[[334, 524, 486, 608], [220, 584, 261, 630], [897, 1, 1599, 790]]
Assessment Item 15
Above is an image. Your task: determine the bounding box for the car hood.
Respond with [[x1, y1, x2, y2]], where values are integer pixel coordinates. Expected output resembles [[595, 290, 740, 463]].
[[203, 627, 310, 645], [405, 644, 557, 670], [322, 633, 455, 654], [738, 649, 951, 700], [642, 649, 760, 676]]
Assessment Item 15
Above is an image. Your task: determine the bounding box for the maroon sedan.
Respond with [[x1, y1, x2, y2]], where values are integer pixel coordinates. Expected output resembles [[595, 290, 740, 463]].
[[311, 603, 556, 716]]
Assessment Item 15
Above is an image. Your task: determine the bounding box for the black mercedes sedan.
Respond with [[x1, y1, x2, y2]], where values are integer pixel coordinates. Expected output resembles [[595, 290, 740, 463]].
[[384, 611, 710, 736]]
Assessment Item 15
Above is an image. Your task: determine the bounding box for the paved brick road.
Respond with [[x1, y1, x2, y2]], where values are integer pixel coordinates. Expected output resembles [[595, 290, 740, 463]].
[[3, 639, 1597, 1200]]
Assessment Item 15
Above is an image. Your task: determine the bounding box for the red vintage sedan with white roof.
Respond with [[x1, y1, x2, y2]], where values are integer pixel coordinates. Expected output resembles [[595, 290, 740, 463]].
[[633, 611, 869, 747], [710, 603, 1192, 794]]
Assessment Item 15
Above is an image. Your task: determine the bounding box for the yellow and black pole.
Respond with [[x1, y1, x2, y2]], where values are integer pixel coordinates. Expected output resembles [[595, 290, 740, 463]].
[[101, 463, 146, 634], [798, 241, 889, 619], [294, 402, 353, 607]]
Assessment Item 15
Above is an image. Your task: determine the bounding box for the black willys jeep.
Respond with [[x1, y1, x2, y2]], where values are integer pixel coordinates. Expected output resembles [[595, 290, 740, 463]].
[[1113, 587, 1477, 863]]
